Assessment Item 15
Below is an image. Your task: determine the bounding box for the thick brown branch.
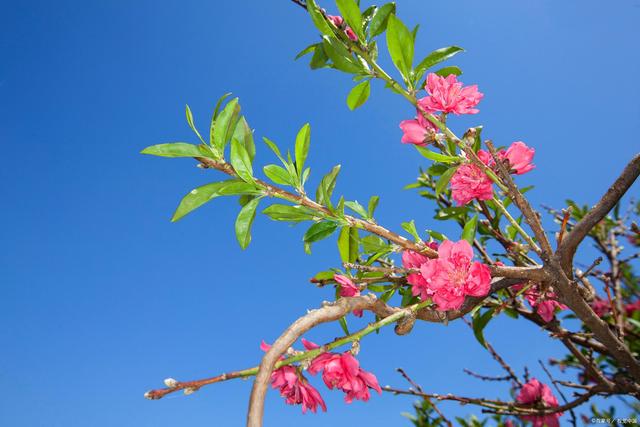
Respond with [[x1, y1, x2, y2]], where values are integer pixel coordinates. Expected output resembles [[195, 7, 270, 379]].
[[558, 153, 640, 272]]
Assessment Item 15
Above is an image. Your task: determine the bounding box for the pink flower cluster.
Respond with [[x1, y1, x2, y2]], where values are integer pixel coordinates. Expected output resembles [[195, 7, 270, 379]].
[[261, 342, 326, 413], [334, 274, 363, 317], [516, 378, 562, 427], [260, 338, 381, 413], [513, 284, 567, 323], [303, 339, 382, 403], [450, 141, 535, 206], [402, 240, 491, 311], [590, 296, 640, 317], [399, 73, 482, 145], [327, 15, 358, 41]]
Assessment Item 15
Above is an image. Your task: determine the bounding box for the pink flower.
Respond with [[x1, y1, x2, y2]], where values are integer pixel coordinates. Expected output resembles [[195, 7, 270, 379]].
[[516, 378, 562, 427], [399, 112, 437, 146], [590, 297, 611, 317], [334, 274, 363, 317], [327, 15, 344, 27], [625, 300, 640, 316], [308, 351, 382, 403], [344, 27, 358, 41], [418, 73, 483, 115], [503, 141, 535, 175], [415, 240, 491, 311], [513, 285, 567, 323], [450, 163, 494, 205], [260, 341, 327, 413], [402, 250, 429, 269]]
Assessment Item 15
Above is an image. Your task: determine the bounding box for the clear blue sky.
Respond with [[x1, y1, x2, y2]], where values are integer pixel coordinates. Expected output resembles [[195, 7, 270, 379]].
[[1, 1, 639, 426]]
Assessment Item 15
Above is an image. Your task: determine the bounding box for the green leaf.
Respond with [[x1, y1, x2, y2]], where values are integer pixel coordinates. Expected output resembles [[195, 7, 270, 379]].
[[307, 0, 334, 36], [368, 2, 395, 37], [229, 138, 254, 184], [434, 65, 462, 77], [386, 14, 414, 82], [263, 164, 294, 186], [461, 214, 479, 244], [295, 43, 317, 60], [316, 165, 341, 206], [367, 195, 380, 218], [336, 0, 364, 40], [172, 180, 259, 222], [435, 166, 457, 196], [263, 137, 286, 165], [361, 235, 388, 253], [415, 146, 459, 163], [310, 44, 330, 69], [210, 93, 232, 149], [212, 98, 241, 153], [263, 204, 315, 223], [472, 308, 495, 348], [295, 123, 311, 175], [344, 200, 368, 218], [338, 226, 360, 263], [141, 143, 209, 158], [304, 221, 339, 243], [338, 316, 350, 335], [346, 80, 371, 110], [232, 116, 255, 161], [415, 46, 464, 75], [322, 36, 363, 74], [235, 197, 261, 249], [185, 105, 205, 144], [401, 220, 421, 241]]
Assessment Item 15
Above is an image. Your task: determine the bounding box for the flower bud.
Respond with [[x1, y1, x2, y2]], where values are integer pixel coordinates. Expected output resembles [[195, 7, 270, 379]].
[[164, 378, 178, 388]]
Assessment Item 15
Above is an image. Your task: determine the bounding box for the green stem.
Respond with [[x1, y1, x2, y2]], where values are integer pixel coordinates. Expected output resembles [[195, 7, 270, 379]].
[[493, 196, 541, 254]]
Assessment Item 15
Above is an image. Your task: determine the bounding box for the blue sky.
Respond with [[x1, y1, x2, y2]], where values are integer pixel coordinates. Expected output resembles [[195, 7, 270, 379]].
[[1, 1, 639, 426]]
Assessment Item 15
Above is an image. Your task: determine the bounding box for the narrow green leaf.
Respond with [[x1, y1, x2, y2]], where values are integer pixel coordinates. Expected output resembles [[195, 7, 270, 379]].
[[346, 80, 371, 110], [235, 197, 261, 249], [232, 116, 255, 161], [310, 44, 330, 69], [344, 200, 368, 218], [415, 46, 464, 75], [361, 235, 388, 253], [263, 164, 294, 186], [336, 0, 364, 40], [304, 221, 339, 243], [415, 146, 459, 163], [307, 0, 334, 36], [185, 105, 206, 144], [401, 220, 421, 241], [322, 36, 363, 74], [386, 14, 414, 81], [210, 93, 232, 147], [212, 98, 241, 153], [461, 214, 478, 244], [230, 138, 254, 183], [171, 180, 258, 222], [338, 226, 360, 263], [367, 195, 380, 218], [435, 166, 457, 196], [263, 204, 315, 223], [263, 137, 286, 165], [338, 316, 350, 335], [295, 123, 311, 175], [316, 165, 341, 206], [472, 308, 495, 348], [141, 143, 207, 158], [295, 43, 317, 60], [369, 2, 395, 37]]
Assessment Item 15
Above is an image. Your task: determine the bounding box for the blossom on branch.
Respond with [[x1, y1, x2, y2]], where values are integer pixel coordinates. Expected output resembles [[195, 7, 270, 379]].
[[327, 14, 358, 41], [334, 274, 363, 317], [513, 284, 567, 323], [399, 111, 437, 146], [418, 73, 483, 115], [303, 339, 382, 403], [404, 240, 491, 311], [516, 378, 562, 427], [450, 163, 494, 206], [260, 341, 327, 413], [478, 141, 535, 175]]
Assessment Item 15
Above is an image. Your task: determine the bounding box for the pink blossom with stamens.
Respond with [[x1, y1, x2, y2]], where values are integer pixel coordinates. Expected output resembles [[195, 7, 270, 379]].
[[516, 378, 562, 427], [415, 240, 491, 311], [450, 163, 494, 206], [418, 73, 483, 115], [503, 141, 535, 175]]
